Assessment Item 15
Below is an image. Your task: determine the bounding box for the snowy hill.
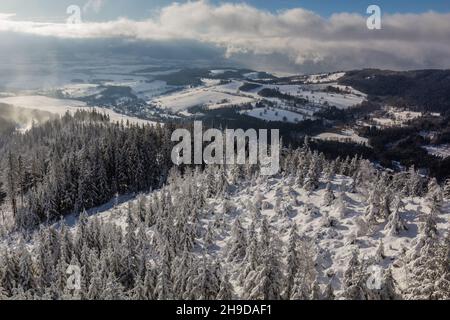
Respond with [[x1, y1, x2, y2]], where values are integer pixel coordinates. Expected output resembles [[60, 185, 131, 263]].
[[91, 165, 449, 299], [1, 146, 447, 300]]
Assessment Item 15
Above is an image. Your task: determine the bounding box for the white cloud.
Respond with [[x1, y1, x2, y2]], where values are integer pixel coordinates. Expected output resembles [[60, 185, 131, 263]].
[[0, 13, 16, 20], [1, 1, 450, 71]]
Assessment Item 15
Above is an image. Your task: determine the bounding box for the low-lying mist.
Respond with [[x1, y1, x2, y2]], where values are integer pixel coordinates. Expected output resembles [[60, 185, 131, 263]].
[[0, 103, 57, 133]]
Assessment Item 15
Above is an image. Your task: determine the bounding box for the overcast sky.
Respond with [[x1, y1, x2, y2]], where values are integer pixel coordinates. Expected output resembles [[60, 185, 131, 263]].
[[1, 0, 449, 73]]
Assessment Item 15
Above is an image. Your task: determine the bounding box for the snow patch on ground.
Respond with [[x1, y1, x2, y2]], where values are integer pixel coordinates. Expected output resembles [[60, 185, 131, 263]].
[[423, 144, 450, 159]]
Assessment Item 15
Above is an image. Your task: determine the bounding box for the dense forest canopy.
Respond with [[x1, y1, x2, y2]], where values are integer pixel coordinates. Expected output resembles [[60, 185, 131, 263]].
[[339, 69, 450, 115]]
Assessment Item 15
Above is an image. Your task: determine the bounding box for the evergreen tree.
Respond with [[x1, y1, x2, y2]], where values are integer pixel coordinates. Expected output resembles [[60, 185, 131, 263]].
[[323, 280, 335, 300], [378, 268, 400, 300], [101, 273, 124, 300], [246, 247, 283, 300], [227, 218, 247, 262], [444, 179, 450, 199], [284, 223, 300, 299], [310, 279, 322, 300], [217, 272, 234, 300], [323, 183, 335, 207], [386, 201, 408, 236]]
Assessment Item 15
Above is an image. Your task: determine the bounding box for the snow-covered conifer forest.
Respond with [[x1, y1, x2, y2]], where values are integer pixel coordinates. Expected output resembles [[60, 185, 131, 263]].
[[0, 111, 448, 300]]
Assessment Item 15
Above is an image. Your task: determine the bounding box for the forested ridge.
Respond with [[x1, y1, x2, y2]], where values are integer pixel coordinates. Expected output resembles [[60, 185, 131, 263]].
[[339, 69, 450, 115], [0, 110, 175, 229]]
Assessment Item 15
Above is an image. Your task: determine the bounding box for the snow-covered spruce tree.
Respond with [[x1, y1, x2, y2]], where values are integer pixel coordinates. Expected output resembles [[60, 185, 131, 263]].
[[426, 178, 443, 204], [332, 191, 347, 219], [154, 262, 173, 300], [172, 248, 192, 298], [407, 228, 449, 299], [342, 249, 367, 300], [253, 191, 264, 216], [131, 274, 148, 300], [101, 273, 125, 300], [17, 242, 36, 294], [419, 208, 439, 247], [323, 183, 335, 207], [217, 271, 234, 300], [87, 260, 105, 300], [290, 237, 317, 300], [189, 256, 220, 300], [323, 161, 336, 182], [202, 221, 214, 250], [347, 171, 358, 194], [239, 221, 259, 286], [374, 240, 386, 263], [310, 279, 322, 300], [143, 267, 157, 300], [303, 152, 321, 192], [203, 165, 218, 199], [153, 242, 174, 300], [123, 205, 140, 288], [284, 223, 300, 299], [227, 218, 247, 263], [290, 273, 309, 300], [408, 166, 424, 197], [0, 285, 7, 300], [444, 179, 450, 199], [379, 192, 391, 220], [245, 246, 283, 300], [425, 178, 444, 218], [365, 188, 380, 227], [377, 268, 400, 300], [385, 198, 408, 236], [323, 280, 335, 300], [244, 217, 284, 300]]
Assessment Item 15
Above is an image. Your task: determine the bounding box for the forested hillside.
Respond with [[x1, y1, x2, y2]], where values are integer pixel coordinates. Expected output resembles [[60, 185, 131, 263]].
[[0, 110, 175, 230], [0, 128, 448, 299], [339, 69, 450, 114]]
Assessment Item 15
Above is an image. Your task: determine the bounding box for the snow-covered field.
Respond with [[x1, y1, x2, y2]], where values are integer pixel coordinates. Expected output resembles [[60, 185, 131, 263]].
[[58, 83, 105, 98], [152, 77, 365, 114], [314, 129, 369, 145], [241, 108, 304, 123], [153, 82, 254, 112], [264, 83, 365, 110], [304, 72, 346, 84], [0, 95, 156, 127], [298, 89, 365, 109]]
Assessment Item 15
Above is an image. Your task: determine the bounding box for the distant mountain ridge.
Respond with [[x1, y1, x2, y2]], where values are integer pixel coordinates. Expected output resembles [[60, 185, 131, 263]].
[[339, 69, 450, 114]]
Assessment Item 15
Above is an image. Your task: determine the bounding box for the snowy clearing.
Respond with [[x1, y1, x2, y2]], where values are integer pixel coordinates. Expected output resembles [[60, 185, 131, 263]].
[[304, 72, 346, 84], [153, 85, 254, 112], [314, 129, 369, 145], [241, 108, 304, 123]]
